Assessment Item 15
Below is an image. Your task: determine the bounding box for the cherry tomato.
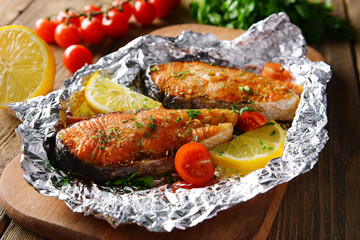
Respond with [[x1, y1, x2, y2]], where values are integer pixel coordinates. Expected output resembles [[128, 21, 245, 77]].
[[82, 5, 103, 22], [170, 0, 181, 9], [236, 111, 268, 132], [55, 9, 81, 27], [261, 62, 293, 82], [63, 45, 93, 73], [133, 0, 156, 26], [111, 0, 133, 21], [80, 17, 105, 44], [149, 0, 171, 18], [175, 143, 215, 186], [102, 10, 129, 38], [34, 18, 57, 43], [55, 23, 81, 48]]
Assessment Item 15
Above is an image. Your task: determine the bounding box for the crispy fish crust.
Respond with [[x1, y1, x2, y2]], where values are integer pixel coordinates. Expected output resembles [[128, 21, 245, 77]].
[[148, 61, 303, 121], [56, 108, 237, 183]]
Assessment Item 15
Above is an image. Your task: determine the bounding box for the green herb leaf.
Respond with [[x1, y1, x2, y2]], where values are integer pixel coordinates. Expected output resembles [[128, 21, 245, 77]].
[[187, 109, 202, 119], [189, 0, 356, 43]]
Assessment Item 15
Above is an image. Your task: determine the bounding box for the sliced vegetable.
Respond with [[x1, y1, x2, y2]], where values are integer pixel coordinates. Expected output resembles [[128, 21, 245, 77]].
[[261, 63, 292, 82], [175, 143, 215, 186], [236, 111, 268, 132]]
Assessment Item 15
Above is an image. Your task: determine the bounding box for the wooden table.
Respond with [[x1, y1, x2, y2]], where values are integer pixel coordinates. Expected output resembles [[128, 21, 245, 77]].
[[0, 0, 359, 239]]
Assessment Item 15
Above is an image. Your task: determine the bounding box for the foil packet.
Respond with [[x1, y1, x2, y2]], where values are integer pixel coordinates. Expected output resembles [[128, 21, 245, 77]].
[[10, 13, 331, 232]]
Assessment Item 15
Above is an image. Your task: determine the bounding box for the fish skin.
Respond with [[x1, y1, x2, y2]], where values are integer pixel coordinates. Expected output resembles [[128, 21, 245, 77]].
[[147, 61, 303, 121], [55, 108, 237, 183]]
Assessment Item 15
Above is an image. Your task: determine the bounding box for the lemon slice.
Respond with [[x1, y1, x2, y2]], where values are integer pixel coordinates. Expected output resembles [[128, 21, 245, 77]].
[[210, 121, 286, 172], [85, 72, 162, 114], [0, 25, 55, 108]]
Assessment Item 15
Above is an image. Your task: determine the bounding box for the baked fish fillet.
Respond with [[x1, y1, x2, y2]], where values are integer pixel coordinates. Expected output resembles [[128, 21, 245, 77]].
[[56, 108, 237, 183], [147, 61, 303, 121]]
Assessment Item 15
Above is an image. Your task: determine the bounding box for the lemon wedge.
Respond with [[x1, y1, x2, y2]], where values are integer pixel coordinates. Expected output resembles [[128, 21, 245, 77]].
[[210, 121, 286, 172], [85, 72, 162, 114], [0, 25, 55, 108]]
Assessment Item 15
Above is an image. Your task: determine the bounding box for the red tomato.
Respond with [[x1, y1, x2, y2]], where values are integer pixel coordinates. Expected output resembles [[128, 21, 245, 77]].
[[54, 23, 81, 48], [82, 5, 103, 22], [175, 143, 215, 186], [149, 0, 171, 18], [261, 62, 293, 82], [111, 0, 133, 21], [102, 10, 129, 38], [236, 111, 268, 132], [55, 9, 81, 27], [133, 0, 156, 26], [80, 17, 105, 44], [63, 45, 93, 73], [34, 18, 57, 43]]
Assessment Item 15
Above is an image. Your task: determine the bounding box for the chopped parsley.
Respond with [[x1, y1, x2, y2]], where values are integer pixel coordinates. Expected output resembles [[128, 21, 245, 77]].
[[135, 121, 144, 128], [270, 130, 276, 136], [175, 115, 182, 123], [186, 109, 202, 119]]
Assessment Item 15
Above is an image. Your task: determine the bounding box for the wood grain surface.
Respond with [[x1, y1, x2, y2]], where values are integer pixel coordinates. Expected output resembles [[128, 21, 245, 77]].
[[0, 155, 287, 240], [0, 0, 359, 239]]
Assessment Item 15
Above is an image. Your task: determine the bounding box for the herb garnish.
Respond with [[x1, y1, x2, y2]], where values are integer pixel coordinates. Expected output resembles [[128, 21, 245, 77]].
[[105, 173, 154, 189], [186, 109, 202, 119], [189, 0, 357, 42]]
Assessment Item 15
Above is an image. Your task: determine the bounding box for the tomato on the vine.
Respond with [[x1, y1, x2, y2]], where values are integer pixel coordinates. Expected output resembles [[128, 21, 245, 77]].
[[236, 111, 268, 132], [55, 9, 81, 27], [80, 17, 105, 44], [34, 18, 57, 43], [82, 5, 103, 22], [102, 10, 129, 38], [112, 0, 133, 21], [261, 62, 293, 82], [175, 143, 215, 186], [133, 0, 156, 26], [63, 44, 93, 73], [55, 23, 81, 48], [149, 0, 171, 18]]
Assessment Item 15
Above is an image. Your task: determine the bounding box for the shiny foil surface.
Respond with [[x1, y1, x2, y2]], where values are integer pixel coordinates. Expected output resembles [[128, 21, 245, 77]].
[[10, 13, 331, 232]]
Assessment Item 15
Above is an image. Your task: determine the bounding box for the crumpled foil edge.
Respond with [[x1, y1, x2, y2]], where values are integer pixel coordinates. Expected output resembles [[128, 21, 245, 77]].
[[9, 13, 331, 232]]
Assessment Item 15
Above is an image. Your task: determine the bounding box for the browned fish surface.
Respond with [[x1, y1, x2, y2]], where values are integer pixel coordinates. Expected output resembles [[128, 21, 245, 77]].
[[149, 61, 303, 121], [55, 108, 237, 183]]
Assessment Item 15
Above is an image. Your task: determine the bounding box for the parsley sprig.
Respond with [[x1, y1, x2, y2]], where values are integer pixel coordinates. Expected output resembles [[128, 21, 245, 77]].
[[189, 0, 356, 42]]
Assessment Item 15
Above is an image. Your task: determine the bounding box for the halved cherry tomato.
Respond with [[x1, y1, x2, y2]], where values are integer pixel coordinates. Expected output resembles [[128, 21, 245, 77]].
[[112, 0, 133, 21], [54, 23, 81, 48], [133, 0, 156, 26], [261, 62, 292, 82], [63, 44, 93, 73], [55, 9, 81, 27], [149, 0, 171, 18], [175, 143, 215, 186], [102, 10, 129, 38], [236, 111, 268, 132], [80, 17, 105, 44], [34, 18, 57, 43]]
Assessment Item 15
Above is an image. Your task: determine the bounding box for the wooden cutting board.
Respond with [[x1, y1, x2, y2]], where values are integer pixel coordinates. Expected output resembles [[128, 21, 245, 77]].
[[0, 24, 324, 240]]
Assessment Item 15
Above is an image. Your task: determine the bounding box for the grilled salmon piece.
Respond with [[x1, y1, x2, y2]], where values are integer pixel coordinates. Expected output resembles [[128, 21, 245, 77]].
[[148, 61, 303, 121], [55, 108, 237, 183]]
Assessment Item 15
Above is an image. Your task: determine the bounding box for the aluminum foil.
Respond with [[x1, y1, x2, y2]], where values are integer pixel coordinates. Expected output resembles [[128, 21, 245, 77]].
[[10, 13, 331, 232]]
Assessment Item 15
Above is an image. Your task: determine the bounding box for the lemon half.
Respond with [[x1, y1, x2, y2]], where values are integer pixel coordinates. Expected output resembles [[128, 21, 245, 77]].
[[85, 72, 162, 114], [210, 121, 286, 172], [0, 25, 55, 108]]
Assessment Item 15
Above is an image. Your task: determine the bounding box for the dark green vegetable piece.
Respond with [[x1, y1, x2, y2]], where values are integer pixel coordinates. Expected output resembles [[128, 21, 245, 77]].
[[189, 0, 356, 42]]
